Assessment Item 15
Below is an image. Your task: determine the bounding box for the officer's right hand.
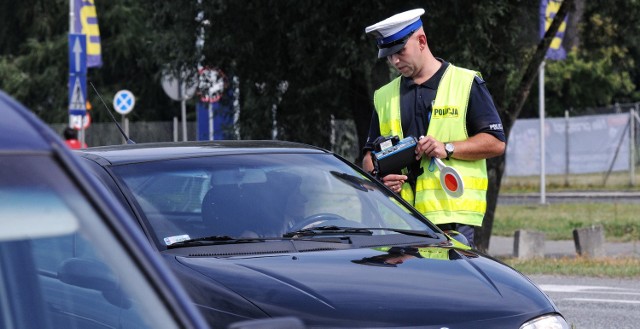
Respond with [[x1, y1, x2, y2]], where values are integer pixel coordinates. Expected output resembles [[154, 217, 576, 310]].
[[415, 135, 446, 160], [382, 174, 407, 193]]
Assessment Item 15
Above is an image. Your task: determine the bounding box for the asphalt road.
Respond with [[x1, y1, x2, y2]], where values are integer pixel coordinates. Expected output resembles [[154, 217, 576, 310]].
[[498, 191, 640, 205], [529, 275, 640, 329]]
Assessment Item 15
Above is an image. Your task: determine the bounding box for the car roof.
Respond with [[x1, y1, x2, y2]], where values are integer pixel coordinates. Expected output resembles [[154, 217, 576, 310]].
[[0, 90, 55, 151], [77, 140, 329, 165]]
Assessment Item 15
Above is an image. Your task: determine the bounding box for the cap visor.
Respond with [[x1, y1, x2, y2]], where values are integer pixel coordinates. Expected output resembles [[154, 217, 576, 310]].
[[377, 42, 406, 59]]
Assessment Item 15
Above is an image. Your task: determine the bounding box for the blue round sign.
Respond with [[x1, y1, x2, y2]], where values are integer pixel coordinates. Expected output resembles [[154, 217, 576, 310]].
[[113, 90, 135, 115]]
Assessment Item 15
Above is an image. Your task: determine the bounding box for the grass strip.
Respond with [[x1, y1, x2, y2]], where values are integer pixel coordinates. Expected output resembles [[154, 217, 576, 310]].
[[501, 256, 640, 278], [494, 203, 640, 241]]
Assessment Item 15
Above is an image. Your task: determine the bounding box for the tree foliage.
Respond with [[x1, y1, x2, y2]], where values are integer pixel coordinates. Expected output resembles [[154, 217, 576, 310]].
[[197, 0, 387, 147], [544, 50, 635, 116], [521, 0, 639, 117], [0, 0, 201, 123], [582, 0, 640, 100], [4, 1, 635, 131], [194, 0, 542, 153]]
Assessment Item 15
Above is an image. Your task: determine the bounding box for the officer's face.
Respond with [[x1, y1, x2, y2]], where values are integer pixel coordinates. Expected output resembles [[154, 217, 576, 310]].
[[386, 34, 422, 78]]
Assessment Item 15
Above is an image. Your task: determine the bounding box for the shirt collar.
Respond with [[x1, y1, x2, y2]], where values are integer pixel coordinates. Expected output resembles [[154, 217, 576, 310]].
[[401, 58, 449, 89]]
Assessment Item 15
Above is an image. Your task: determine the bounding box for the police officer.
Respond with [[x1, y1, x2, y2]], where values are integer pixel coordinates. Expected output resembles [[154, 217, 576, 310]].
[[361, 8, 506, 247]]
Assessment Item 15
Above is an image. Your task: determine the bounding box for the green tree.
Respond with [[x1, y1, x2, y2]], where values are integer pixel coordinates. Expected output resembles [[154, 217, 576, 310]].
[[581, 0, 640, 102], [544, 50, 635, 117], [0, 0, 201, 124], [0, 0, 68, 122], [198, 0, 386, 148], [521, 0, 639, 118]]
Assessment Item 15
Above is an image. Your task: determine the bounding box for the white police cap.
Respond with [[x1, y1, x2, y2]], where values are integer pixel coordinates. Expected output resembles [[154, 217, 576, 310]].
[[365, 8, 425, 58]]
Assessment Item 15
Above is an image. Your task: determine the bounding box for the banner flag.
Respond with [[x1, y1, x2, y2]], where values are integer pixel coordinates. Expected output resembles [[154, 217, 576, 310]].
[[74, 0, 102, 67], [539, 0, 568, 60]]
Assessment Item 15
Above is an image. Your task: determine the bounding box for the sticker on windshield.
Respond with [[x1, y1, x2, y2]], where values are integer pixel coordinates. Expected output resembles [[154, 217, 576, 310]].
[[164, 234, 190, 246]]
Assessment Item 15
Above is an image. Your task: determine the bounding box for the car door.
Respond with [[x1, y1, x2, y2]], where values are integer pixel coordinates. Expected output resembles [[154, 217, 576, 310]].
[[0, 154, 185, 328]]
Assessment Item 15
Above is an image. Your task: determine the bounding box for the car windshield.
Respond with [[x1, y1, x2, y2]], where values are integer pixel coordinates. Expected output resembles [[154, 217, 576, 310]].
[[110, 153, 436, 248]]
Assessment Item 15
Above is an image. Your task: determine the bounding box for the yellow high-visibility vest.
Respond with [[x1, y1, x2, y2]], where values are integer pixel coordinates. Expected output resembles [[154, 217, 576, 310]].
[[373, 64, 487, 226]]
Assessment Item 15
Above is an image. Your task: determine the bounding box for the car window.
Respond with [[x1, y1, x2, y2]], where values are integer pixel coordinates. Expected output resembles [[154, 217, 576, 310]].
[[0, 155, 182, 329], [110, 153, 432, 247], [125, 172, 210, 213]]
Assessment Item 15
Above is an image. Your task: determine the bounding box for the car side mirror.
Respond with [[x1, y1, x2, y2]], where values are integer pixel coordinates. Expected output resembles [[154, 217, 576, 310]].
[[57, 257, 132, 309]]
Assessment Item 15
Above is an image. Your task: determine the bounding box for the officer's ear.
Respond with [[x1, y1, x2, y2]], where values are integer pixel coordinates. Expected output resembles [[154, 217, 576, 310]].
[[416, 33, 427, 49]]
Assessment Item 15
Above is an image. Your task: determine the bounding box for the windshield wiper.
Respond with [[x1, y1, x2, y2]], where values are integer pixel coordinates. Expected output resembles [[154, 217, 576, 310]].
[[330, 171, 376, 192], [283, 226, 374, 238], [283, 226, 438, 239], [166, 235, 266, 249], [364, 227, 439, 239]]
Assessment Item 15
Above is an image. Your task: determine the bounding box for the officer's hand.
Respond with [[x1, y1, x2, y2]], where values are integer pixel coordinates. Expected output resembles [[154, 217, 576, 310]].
[[382, 174, 407, 193], [415, 135, 446, 160]]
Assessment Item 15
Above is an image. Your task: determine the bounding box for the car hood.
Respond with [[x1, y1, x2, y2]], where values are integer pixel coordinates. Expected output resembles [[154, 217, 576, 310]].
[[176, 245, 557, 327]]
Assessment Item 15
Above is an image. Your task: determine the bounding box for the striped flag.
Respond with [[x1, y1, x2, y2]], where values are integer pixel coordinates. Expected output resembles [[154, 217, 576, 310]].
[[74, 0, 102, 68], [540, 0, 568, 60]]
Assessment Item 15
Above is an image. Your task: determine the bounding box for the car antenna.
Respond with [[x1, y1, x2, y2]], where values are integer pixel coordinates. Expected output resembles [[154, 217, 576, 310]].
[[89, 81, 135, 144]]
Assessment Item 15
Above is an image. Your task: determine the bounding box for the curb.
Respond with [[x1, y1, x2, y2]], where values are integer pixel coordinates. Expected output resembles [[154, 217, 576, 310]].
[[498, 191, 640, 205], [488, 235, 640, 259]]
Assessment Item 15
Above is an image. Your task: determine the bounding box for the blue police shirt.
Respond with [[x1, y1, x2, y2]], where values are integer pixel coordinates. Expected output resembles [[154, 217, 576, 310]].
[[364, 60, 505, 153]]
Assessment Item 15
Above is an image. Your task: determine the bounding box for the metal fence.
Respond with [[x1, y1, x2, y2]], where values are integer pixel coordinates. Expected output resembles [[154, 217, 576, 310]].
[[505, 112, 633, 175], [505, 102, 640, 186], [52, 119, 197, 146], [51, 102, 640, 182], [50, 118, 359, 161]]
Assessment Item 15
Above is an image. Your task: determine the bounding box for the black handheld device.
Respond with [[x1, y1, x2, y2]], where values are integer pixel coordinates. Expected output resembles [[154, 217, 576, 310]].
[[371, 136, 418, 177]]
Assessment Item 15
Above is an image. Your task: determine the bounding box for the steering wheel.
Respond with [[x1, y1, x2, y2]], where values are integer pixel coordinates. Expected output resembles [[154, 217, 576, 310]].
[[289, 213, 361, 231]]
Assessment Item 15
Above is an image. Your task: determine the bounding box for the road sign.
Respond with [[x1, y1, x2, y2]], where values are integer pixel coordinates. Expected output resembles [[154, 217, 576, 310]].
[[113, 90, 135, 115], [68, 75, 87, 115], [68, 34, 87, 75], [70, 113, 91, 130], [69, 34, 87, 116], [161, 68, 197, 101], [198, 67, 226, 103], [160, 67, 196, 142]]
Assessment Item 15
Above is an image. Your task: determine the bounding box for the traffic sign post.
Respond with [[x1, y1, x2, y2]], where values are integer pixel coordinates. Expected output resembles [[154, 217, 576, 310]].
[[68, 34, 87, 117], [68, 75, 87, 116], [70, 113, 91, 130], [113, 90, 135, 144], [69, 34, 87, 75], [113, 90, 135, 115], [198, 67, 227, 141], [68, 33, 88, 147], [161, 68, 197, 142]]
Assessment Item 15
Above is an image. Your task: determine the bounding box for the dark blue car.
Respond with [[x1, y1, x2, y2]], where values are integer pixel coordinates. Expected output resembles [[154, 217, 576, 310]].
[[0, 90, 301, 329], [76, 139, 569, 328]]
